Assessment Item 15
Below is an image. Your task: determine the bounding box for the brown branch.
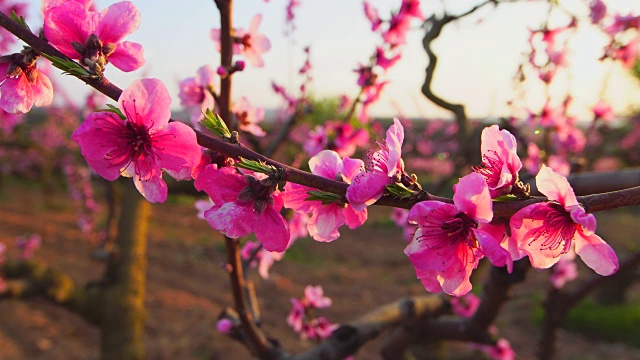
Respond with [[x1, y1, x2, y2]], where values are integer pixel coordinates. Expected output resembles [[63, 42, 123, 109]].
[[282, 295, 447, 360], [538, 251, 640, 359], [264, 107, 301, 158], [0, 260, 99, 325]]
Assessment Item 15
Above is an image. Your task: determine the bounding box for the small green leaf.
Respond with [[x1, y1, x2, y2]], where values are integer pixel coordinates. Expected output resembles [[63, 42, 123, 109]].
[[385, 183, 415, 199], [10, 10, 30, 31], [200, 109, 231, 139], [99, 104, 126, 120], [493, 194, 520, 202], [40, 53, 92, 78], [305, 190, 343, 205], [234, 157, 276, 174]]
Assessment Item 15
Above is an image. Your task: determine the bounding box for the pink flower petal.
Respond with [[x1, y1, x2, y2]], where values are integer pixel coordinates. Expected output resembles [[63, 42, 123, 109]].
[[346, 170, 389, 211], [0, 75, 33, 114], [72, 111, 127, 180], [474, 229, 513, 272], [569, 205, 597, 234], [97, 1, 141, 44], [574, 230, 618, 276], [43, 1, 95, 58], [108, 41, 145, 72], [536, 165, 578, 207], [386, 118, 404, 177], [307, 204, 344, 242], [415, 268, 443, 293], [133, 172, 167, 203], [31, 71, 54, 107], [194, 165, 245, 205], [453, 173, 493, 223], [438, 256, 475, 296], [283, 182, 318, 213], [512, 203, 568, 269], [205, 202, 259, 239], [119, 78, 171, 129], [341, 157, 365, 183], [254, 206, 290, 252], [343, 205, 367, 229], [248, 14, 263, 34], [404, 227, 457, 271], [153, 122, 201, 180], [309, 150, 342, 179]]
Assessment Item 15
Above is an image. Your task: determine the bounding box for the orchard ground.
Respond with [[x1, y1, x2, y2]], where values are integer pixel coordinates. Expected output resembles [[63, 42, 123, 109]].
[[0, 178, 638, 360]]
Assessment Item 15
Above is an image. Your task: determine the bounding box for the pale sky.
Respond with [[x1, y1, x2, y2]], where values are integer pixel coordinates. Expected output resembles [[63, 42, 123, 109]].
[[18, 0, 640, 119]]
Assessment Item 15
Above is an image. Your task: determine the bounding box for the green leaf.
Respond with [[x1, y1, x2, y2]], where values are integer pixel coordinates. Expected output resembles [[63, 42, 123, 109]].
[[385, 183, 415, 199], [200, 109, 231, 139], [305, 190, 343, 205], [492, 194, 520, 202], [99, 104, 126, 120], [10, 10, 30, 31], [40, 53, 91, 78], [234, 157, 276, 175]]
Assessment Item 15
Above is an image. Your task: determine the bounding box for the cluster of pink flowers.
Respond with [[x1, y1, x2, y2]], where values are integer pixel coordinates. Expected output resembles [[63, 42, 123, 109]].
[[284, 150, 367, 242], [287, 285, 338, 341], [303, 121, 369, 158]]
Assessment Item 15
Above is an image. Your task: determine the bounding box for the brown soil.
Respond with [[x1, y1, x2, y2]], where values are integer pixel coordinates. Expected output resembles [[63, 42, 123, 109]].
[[0, 180, 638, 360]]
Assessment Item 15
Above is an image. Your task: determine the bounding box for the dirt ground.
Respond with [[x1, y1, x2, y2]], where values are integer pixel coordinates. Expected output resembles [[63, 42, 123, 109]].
[[0, 179, 639, 360]]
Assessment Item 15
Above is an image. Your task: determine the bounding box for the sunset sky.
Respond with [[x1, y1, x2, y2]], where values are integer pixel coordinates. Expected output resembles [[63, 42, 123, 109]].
[[20, 0, 640, 120]]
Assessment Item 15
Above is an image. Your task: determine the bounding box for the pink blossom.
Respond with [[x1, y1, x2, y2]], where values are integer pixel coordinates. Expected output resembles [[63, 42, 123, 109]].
[[287, 297, 305, 332], [605, 14, 640, 36], [375, 47, 402, 71], [234, 97, 265, 137], [216, 318, 234, 334], [43, 1, 144, 73], [16, 234, 41, 260], [363, 1, 382, 32], [473, 125, 522, 198], [178, 65, 217, 124], [303, 317, 338, 341], [391, 208, 413, 242], [509, 165, 618, 275], [383, 13, 411, 46], [550, 252, 578, 289], [0, 55, 53, 114], [72, 79, 202, 203], [450, 293, 480, 318], [483, 338, 516, 360], [195, 198, 215, 220], [604, 38, 639, 69], [400, 0, 424, 21], [303, 125, 328, 156], [194, 165, 290, 252], [592, 101, 614, 122], [346, 118, 405, 211], [304, 285, 332, 309], [405, 173, 512, 296], [284, 150, 367, 242], [213, 15, 271, 67], [589, 0, 607, 24], [41, 0, 92, 15], [285, 0, 302, 31]]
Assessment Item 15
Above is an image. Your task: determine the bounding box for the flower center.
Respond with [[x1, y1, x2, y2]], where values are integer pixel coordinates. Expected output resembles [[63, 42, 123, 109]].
[[473, 150, 504, 189], [527, 202, 576, 255]]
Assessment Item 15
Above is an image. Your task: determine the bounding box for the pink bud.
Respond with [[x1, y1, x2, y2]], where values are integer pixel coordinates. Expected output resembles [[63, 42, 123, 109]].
[[234, 60, 246, 71], [216, 318, 234, 334], [217, 66, 228, 77]]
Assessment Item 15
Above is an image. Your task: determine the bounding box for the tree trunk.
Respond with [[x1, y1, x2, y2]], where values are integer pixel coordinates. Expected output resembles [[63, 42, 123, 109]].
[[99, 180, 150, 360]]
